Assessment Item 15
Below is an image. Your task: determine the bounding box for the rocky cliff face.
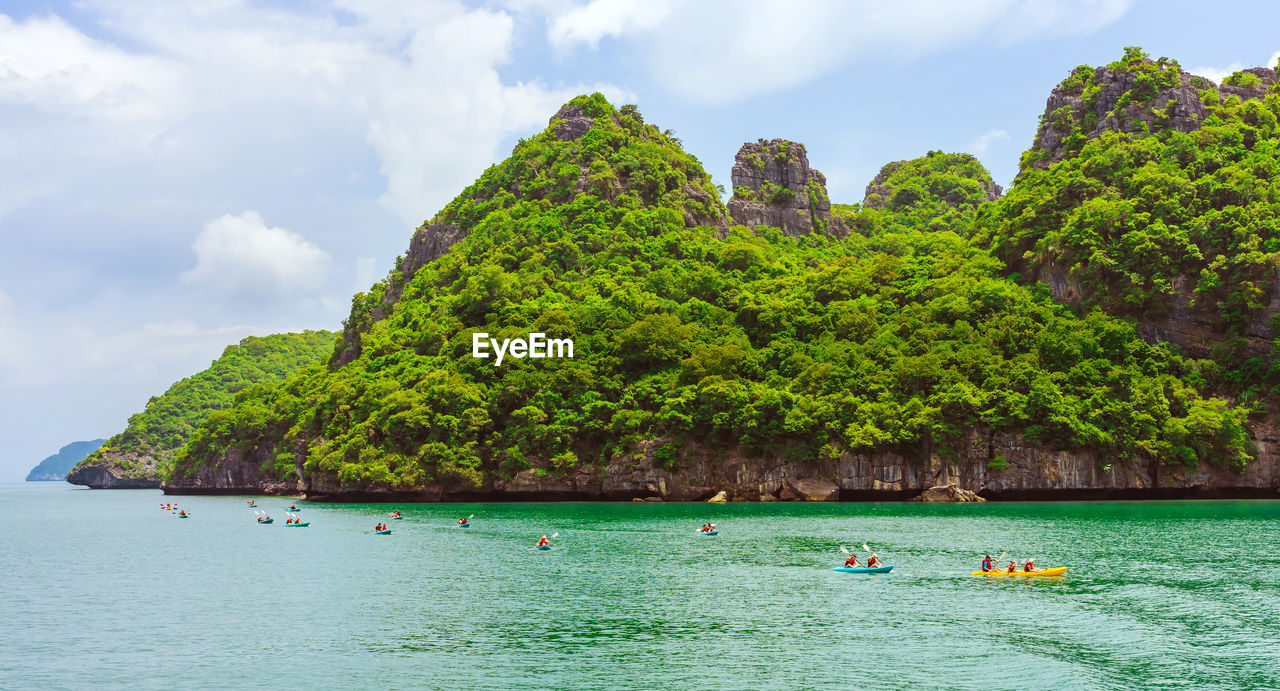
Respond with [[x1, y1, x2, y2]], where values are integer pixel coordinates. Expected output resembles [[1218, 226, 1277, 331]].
[[1023, 59, 1280, 358], [1029, 63, 1276, 168], [162, 422, 1280, 501], [65, 452, 161, 489], [163, 443, 297, 495], [727, 139, 848, 238]]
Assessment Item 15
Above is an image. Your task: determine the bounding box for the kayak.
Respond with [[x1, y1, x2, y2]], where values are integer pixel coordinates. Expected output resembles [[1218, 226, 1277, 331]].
[[178, 514, 190, 519], [391, 516, 403, 520], [537, 545, 551, 550], [970, 567, 1068, 577], [832, 565, 893, 574], [697, 531, 718, 536], [257, 518, 273, 524], [375, 529, 392, 535], [288, 507, 301, 511], [457, 523, 471, 528], [284, 522, 310, 527]]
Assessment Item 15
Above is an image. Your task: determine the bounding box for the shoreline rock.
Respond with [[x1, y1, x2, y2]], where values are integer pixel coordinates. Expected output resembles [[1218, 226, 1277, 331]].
[[912, 484, 986, 503]]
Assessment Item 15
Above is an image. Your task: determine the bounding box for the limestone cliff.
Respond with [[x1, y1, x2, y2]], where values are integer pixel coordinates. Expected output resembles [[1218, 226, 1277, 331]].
[[727, 139, 848, 238], [1028, 63, 1275, 168], [1015, 56, 1280, 359], [164, 423, 1280, 501]]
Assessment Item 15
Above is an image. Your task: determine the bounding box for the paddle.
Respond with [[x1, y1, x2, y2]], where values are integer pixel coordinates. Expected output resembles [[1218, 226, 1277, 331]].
[[529, 532, 559, 549]]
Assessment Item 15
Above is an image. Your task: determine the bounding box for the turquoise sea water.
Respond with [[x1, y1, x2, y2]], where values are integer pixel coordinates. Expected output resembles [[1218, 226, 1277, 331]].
[[2, 482, 1278, 689]]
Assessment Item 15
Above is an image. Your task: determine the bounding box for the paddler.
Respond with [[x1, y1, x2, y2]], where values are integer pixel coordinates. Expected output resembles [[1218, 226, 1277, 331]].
[[458, 518, 469, 526], [981, 554, 994, 572], [179, 510, 187, 517], [1023, 559, 1038, 573], [537, 535, 550, 548], [867, 553, 882, 568], [843, 554, 859, 568], [1006, 560, 1017, 573]]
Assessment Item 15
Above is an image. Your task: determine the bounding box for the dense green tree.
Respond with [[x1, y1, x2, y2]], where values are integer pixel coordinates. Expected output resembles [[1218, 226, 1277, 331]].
[[172, 92, 1256, 491]]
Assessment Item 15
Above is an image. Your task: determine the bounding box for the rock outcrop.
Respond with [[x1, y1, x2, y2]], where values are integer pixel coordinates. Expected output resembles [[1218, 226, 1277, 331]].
[[65, 459, 160, 489], [1029, 62, 1276, 168], [778, 477, 840, 501], [913, 484, 986, 503], [1024, 59, 1280, 358], [727, 139, 848, 238], [549, 104, 596, 141]]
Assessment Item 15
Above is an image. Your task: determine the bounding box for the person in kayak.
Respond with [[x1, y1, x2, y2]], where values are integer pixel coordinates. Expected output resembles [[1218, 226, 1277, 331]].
[[178, 510, 187, 517], [867, 553, 882, 568], [1023, 559, 1038, 573], [1006, 560, 1018, 573], [981, 555, 994, 572], [537, 535, 550, 547], [258, 515, 269, 523], [843, 554, 859, 568]]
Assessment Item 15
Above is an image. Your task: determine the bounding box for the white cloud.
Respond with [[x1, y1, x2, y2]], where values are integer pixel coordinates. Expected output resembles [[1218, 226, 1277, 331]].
[[0, 3, 620, 227], [1190, 62, 1245, 85], [969, 129, 1010, 156], [546, 0, 1133, 104], [181, 211, 332, 299], [548, 0, 672, 50], [1190, 50, 1280, 84]]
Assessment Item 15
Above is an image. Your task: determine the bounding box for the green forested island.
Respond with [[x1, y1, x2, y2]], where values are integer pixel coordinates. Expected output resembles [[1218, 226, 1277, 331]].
[[155, 49, 1280, 500], [67, 331, 334, 488], [25, 439, 106, 481]]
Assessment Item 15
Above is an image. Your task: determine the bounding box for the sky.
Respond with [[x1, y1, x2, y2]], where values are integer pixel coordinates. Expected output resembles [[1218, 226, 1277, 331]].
[[2, 0, 1279, 480]]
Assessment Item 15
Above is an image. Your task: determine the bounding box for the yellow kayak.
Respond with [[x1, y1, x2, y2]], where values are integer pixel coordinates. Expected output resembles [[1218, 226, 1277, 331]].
[[970, 567, 1068, 577]]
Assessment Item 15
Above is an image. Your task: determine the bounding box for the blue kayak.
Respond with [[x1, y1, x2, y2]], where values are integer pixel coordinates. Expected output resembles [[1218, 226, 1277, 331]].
[[697, 530, 718, 536], [178, 514, 190, 518], [832, 565, 893, 574], [391, 516, 403, 520], [536, 545, 551, 550], [374, 529, 391, 535], [457, 523, 471, 528], [284, 522, 310, 527], [257, 518, 273, 524]]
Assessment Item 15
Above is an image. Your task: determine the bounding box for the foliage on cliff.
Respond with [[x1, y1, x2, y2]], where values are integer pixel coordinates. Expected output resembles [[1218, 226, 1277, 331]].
[[974, 48, 1280, 398], [850, 151, 1000, 231], [171, 93, 1253, 491], [74, 331, 334, 479]]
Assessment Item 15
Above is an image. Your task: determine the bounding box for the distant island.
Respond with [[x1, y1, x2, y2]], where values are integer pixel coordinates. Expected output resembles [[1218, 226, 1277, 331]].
[[26, 440, 106, 481]]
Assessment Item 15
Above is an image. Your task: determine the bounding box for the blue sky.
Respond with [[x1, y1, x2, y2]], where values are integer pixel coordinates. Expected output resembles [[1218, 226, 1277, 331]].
[[1, 0, 1278, 480]]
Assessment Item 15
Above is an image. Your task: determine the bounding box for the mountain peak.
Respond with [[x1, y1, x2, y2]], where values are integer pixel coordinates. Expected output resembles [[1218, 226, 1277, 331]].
[[1023, 47, 1277, 170], [727, 138, 847, 238]]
